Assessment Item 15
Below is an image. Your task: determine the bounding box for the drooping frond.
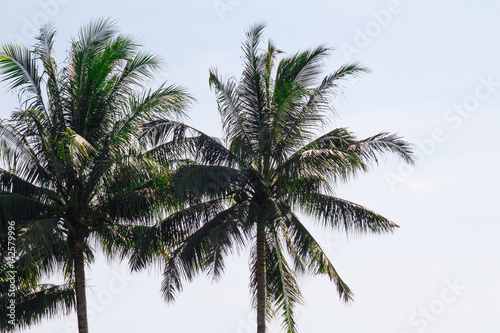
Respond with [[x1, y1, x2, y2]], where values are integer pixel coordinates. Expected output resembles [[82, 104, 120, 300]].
[[161, 203, 249, 301], [0, 168, 57, 204], [0, 193, 51, 223], [142, 119, 240, 171], [0, 283, 75, 332], [15, 218, 71, 278], [266, 231, 303, 333], [94, 154, 171, 224], [99, 198, 229, 272], [283, 210, 353, 303]]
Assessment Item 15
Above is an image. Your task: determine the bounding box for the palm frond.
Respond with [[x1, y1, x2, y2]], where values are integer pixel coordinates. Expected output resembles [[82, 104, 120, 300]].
[[143, 120, 241, 170], [173, 164, 243, 201], [0, 194, 50, 222], [209, 68, 256, 161], [35, 23, 66, 135], [271, 63, 370, 158], [0, 282, 75, 332], [297, 193, 399, 234], [15, 218, 70, 277], [275, 44, 331, 92], [0, 122, 51, 185], [0, 44, 44, 111], [161, 203, 249, 301], [352, 132, 415, 165], [266, 231, 302, 333], [283, 210, 353, 303]]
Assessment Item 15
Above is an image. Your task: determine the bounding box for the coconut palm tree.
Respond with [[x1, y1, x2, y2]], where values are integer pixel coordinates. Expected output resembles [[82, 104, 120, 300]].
[[0, 19, 193, 333], [151, 23, 414, 333]]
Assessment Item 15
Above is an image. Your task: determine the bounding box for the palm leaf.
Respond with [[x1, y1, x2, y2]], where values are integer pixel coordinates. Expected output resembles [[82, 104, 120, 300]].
[[297, 193, 399, 234], [283, 210, 353, 303]]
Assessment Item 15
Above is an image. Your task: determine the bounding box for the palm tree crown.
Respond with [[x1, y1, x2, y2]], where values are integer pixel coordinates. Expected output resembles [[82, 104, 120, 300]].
[[157, 23, 414, 333], [0, 19, 193, 332]]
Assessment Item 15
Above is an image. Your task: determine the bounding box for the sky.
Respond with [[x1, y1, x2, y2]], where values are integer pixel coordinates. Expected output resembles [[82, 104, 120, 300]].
[[1, 0, 499, 332]]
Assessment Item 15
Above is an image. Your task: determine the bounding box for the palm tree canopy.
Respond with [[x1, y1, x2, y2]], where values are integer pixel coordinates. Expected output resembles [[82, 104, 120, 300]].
[[137, 22, 414, 333], [0, 18, 194, 331]]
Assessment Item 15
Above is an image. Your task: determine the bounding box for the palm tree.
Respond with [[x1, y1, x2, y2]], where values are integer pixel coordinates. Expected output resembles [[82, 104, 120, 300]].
[[154, 23, 414, 333], [0, 19, 193, 333]]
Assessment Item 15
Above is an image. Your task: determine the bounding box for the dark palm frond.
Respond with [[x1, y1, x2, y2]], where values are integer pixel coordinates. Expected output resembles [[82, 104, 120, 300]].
[[273, 128, 364, 187], [0, 282, 75, 332], [0, 123, 51, 185], [283, 210, 353, 303], [266, 231, 303, 333], [0, 169, 57, 202], [157, 198, 228, 243], [108, 224, 167, 272], [95, 156, 171, 223], [142, 120, 240, 168], [161, 203, 249, 301], [15, 218, 72, 278], [173, 164, 244, 201], [298, 193, 399, 234], [0, 194, 51, 223], [102, 198, 228, 272]]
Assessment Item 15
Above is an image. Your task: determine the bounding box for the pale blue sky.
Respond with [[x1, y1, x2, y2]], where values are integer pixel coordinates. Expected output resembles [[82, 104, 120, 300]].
[[1, 1, 499, 332]]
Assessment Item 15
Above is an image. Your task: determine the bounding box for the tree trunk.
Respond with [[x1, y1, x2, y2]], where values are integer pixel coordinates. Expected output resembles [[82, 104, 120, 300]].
[[256, 220, 266, 333], [73, 240, 89, 333]]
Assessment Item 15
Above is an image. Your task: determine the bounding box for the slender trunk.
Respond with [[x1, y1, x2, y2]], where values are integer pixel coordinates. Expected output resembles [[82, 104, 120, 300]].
[[73, 240, 89, 333], [256, 220, 266, 333]]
